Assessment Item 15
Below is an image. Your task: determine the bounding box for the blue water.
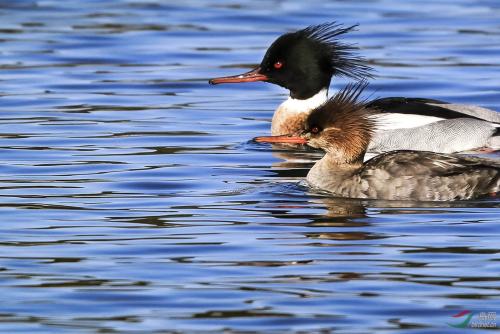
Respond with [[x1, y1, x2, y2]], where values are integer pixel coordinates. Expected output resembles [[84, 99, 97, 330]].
[[0, 1, 499, 333]]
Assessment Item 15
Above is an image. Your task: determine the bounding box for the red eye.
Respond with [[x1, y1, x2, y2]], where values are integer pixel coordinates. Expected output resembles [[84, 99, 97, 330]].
[[311, 127, 320, 134], [273, 61, 283, 69]]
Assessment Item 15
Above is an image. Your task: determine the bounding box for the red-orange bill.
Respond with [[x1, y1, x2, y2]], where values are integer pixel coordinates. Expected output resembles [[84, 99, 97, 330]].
[[254, 135, 307, 144], [209, 67, 268, 84]]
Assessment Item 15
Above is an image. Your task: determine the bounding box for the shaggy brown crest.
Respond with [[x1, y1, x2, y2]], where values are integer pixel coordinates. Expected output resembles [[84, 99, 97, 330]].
[[305, 81, 377, 163]]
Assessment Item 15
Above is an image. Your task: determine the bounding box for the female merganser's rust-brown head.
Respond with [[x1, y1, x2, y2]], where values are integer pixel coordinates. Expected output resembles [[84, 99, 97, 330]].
[[209, 22, 372, 100], [256, 82, 376, 164]]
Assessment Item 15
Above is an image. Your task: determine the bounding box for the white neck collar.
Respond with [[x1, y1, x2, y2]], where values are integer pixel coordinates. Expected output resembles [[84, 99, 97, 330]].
[[280, 88, 329, 114]]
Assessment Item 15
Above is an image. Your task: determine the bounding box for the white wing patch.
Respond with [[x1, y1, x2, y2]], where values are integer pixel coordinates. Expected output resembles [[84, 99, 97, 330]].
[[372, 113, 445, 130]]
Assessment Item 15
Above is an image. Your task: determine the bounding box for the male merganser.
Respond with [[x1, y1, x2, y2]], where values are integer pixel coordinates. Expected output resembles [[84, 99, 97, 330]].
[[255, 83, 500, 201], [209, 22, 500, 154]]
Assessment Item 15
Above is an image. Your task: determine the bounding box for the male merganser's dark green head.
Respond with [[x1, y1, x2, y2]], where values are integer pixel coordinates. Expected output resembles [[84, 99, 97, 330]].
[[210, 22, 372, 100]]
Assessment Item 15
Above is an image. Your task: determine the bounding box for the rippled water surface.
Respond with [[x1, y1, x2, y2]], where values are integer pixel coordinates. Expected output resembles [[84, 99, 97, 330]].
[[1, 1, 499, 333]]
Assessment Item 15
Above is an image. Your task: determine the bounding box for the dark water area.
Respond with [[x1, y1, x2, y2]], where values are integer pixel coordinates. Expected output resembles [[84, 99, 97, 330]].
[[0, 1, 499, 333]]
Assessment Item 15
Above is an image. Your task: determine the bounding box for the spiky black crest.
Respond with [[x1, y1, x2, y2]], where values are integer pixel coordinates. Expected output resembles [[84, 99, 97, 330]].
[[299, 22, 372, 80], [256, 22, 373, 99]]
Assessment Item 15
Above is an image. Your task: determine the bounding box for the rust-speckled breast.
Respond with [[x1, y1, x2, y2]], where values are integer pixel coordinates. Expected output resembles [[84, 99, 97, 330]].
[[271, 109, 309, 136]]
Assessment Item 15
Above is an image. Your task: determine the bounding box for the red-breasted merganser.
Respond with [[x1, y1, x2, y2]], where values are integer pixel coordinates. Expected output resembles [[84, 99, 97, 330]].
[[209, 22, 500, 154], [255, 83, 500, 201]]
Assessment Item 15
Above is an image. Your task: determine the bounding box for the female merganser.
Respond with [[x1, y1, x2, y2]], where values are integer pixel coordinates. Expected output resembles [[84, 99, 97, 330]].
[[209, 22, 500, 154], [255, 83, 500, 201]]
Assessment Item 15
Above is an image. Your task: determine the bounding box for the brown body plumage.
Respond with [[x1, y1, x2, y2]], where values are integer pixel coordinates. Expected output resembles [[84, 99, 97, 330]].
[[256, 83, 500, 201]]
